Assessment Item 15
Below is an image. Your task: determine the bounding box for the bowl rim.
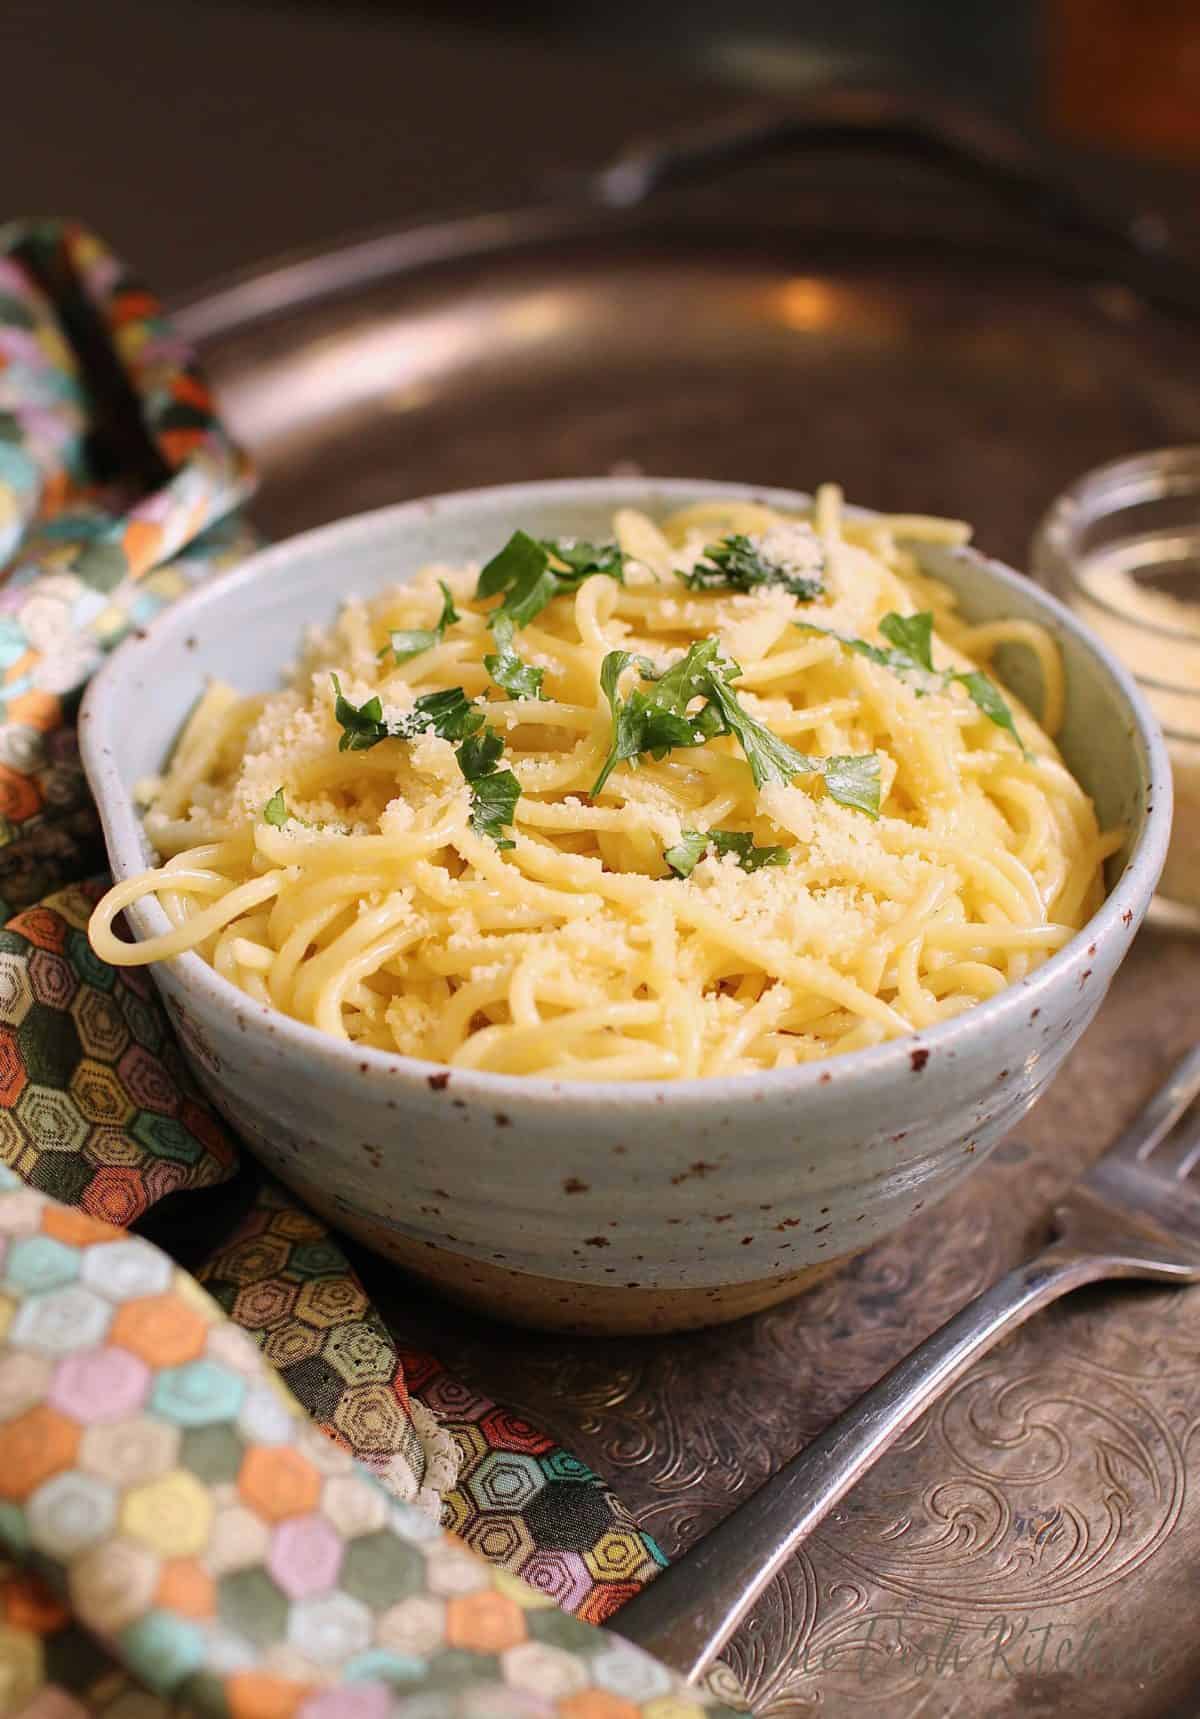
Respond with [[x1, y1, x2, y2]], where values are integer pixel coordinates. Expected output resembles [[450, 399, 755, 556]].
[[79, 475, 1174, 1111]]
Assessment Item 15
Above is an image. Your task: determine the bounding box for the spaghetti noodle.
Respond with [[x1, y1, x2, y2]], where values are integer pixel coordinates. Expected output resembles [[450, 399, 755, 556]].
[[88, 488, 1119, 1080]]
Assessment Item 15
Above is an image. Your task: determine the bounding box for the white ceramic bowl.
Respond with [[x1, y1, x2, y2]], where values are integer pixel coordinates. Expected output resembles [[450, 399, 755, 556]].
[[80, 480, 1172, 1333]]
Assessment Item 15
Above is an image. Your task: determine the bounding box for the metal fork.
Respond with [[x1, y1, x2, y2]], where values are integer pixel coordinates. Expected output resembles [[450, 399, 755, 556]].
[[614, 1045, 1200, 1684]]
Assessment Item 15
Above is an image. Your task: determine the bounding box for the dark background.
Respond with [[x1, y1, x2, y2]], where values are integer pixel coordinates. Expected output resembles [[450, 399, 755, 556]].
[[5, 0, 1199, 301]]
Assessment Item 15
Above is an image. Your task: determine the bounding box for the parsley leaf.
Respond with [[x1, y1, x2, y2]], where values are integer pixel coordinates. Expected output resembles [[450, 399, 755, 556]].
[[477, 531, 625, 629], [705, 670, 880, 811], [456, 727, 506, 780], [591, 642, 880, 815], [261, 786, 320, 831], [382, 580, 460, 664], [435, 579, 461, 629], [544, 538, 625, 580], [682, 534, 824, 600], [397, 687, 483, 743], [710, 830, 790, 870], [954, 669, 1028, 755], [332, 675, 390, 751], [798, 610, 1029, 755], [455, 725, 521, 848], [600, 649, 632, 707], [878, 610, 935, 672], [643, 639, 727, 715], [331, 677, 482, 752], [702, 673, 819, 791], [593, 652, 655, 796], [593, 651, 641, 797], [591, 646, 719, 796], [663, 829, 710, 877], [801, 611, 939, 682], [484, 613, 545, 701], [664, 828, 790, 877], [477, 531, 557, 628], [262, 787, 290, 827], [629, 653, 662, 680], [385, 630, 438, 665], [464, 766, 522, 848], [820, 754, 884, 818], [702, 662, 880, 813], [329, 678, 518, 845]]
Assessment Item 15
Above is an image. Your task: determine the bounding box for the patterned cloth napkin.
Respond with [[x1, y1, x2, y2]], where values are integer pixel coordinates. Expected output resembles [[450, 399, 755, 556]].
[[0, 219, 743, 1718]]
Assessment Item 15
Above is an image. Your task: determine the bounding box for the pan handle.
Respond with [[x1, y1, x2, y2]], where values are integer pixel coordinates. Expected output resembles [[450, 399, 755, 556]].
[[585, 85, 1198, 313], [174, 84, 1199, 347]]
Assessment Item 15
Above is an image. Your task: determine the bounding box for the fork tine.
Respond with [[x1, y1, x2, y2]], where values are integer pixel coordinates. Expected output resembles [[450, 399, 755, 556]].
[[1146, 1115, 1200, 1183], [1104, 1045, 1200, 1166], [1182, 1129, 1200, 1183]]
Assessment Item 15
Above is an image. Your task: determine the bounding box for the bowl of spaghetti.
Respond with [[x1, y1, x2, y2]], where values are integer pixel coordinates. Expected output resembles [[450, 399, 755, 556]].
[[80, 479, 1170, 1333]]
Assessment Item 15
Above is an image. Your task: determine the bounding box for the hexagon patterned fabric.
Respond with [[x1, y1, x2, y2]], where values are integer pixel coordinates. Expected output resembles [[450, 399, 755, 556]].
[[197, 1183, 669, 1623], [0, 223, 745, 1715], [0, 1166, 739, 1716]]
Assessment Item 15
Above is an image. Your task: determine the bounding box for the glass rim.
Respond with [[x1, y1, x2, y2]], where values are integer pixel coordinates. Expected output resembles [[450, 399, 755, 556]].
[[1033, 445, 1200, 673], [1047, 562, 1200, 655]]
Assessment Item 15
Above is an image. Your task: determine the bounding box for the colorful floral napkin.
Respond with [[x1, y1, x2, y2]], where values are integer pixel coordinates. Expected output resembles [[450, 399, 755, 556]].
[[0, 219, 742, 1717]]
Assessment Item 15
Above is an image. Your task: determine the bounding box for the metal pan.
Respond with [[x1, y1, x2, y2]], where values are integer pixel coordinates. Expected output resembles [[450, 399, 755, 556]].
[[175, 95, 1200, 1717], [178, 89, 1200, 572]]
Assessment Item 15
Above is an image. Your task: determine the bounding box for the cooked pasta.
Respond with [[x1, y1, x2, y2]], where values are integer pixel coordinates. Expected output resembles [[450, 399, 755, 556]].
[[88, 487, 1121, 1081]]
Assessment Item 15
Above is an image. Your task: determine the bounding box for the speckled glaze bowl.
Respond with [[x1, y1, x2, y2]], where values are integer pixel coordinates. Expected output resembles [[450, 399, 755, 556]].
[[80, 480, 1172, 1334]]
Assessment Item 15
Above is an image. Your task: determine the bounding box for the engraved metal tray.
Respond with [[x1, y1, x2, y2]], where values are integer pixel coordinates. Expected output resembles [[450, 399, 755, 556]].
[[177, 117, 1200, 1716]]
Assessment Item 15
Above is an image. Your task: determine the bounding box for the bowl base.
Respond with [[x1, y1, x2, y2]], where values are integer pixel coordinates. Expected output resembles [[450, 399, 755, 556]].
[[394, 1245, 845, 1334], [326, 1206, 848, 1333], [275, 1163, 850, 1331]]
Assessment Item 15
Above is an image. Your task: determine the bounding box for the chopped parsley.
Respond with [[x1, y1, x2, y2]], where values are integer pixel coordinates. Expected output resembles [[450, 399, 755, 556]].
[[401, 687, 483, 742], [484, 613, 545, 700], [332, 677, 390, 750], [456, 728, 504, 779], [874, 610, 936, 673], [797, 610, 1029, 756], [381, 580, 460, 664], [682, 534, 824, 600], [592, 640, 880, 816], [702, 668, 880, 811], [456, 726, 521, 848], [330, 677, 519, 845], [797, 610, 938, 680], [262, 786, 290, 827], [544, 538, 625, 580], [644, 639, 728, 715], [701, 671, 815, 790], [477, 531, 626, 629], [954, 669, 1027, 754], [818, 754, 885, 818], [332, 677, 482, 752], [463, 759, 522, 848], [664, 828, 790, 878], [591, 642, 724, 797], [712, 829, 789, 870], [662, 828, 708, 877], [261, 788, 322, 831]]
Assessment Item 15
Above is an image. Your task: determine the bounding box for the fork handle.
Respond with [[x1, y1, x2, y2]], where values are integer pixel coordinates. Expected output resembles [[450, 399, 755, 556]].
[[613, 1243, 1110, 1683]]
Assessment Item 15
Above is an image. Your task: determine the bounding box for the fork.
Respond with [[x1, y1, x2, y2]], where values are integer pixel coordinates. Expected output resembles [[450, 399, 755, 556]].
[[614, 1044, 1200, 1684]]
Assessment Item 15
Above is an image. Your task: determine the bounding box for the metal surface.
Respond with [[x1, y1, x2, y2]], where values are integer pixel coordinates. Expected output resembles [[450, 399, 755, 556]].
[[192, 220, 1200, 578], [582, 93, 1200, 326], [615, 1048, 1200, 1683], [187, 156, 1200, 1716], [370, 933, 1200, 1718]]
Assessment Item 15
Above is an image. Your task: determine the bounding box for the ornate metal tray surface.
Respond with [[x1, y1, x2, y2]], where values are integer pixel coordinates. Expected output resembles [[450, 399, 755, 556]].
[[179, 147, 1200, 1716]]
